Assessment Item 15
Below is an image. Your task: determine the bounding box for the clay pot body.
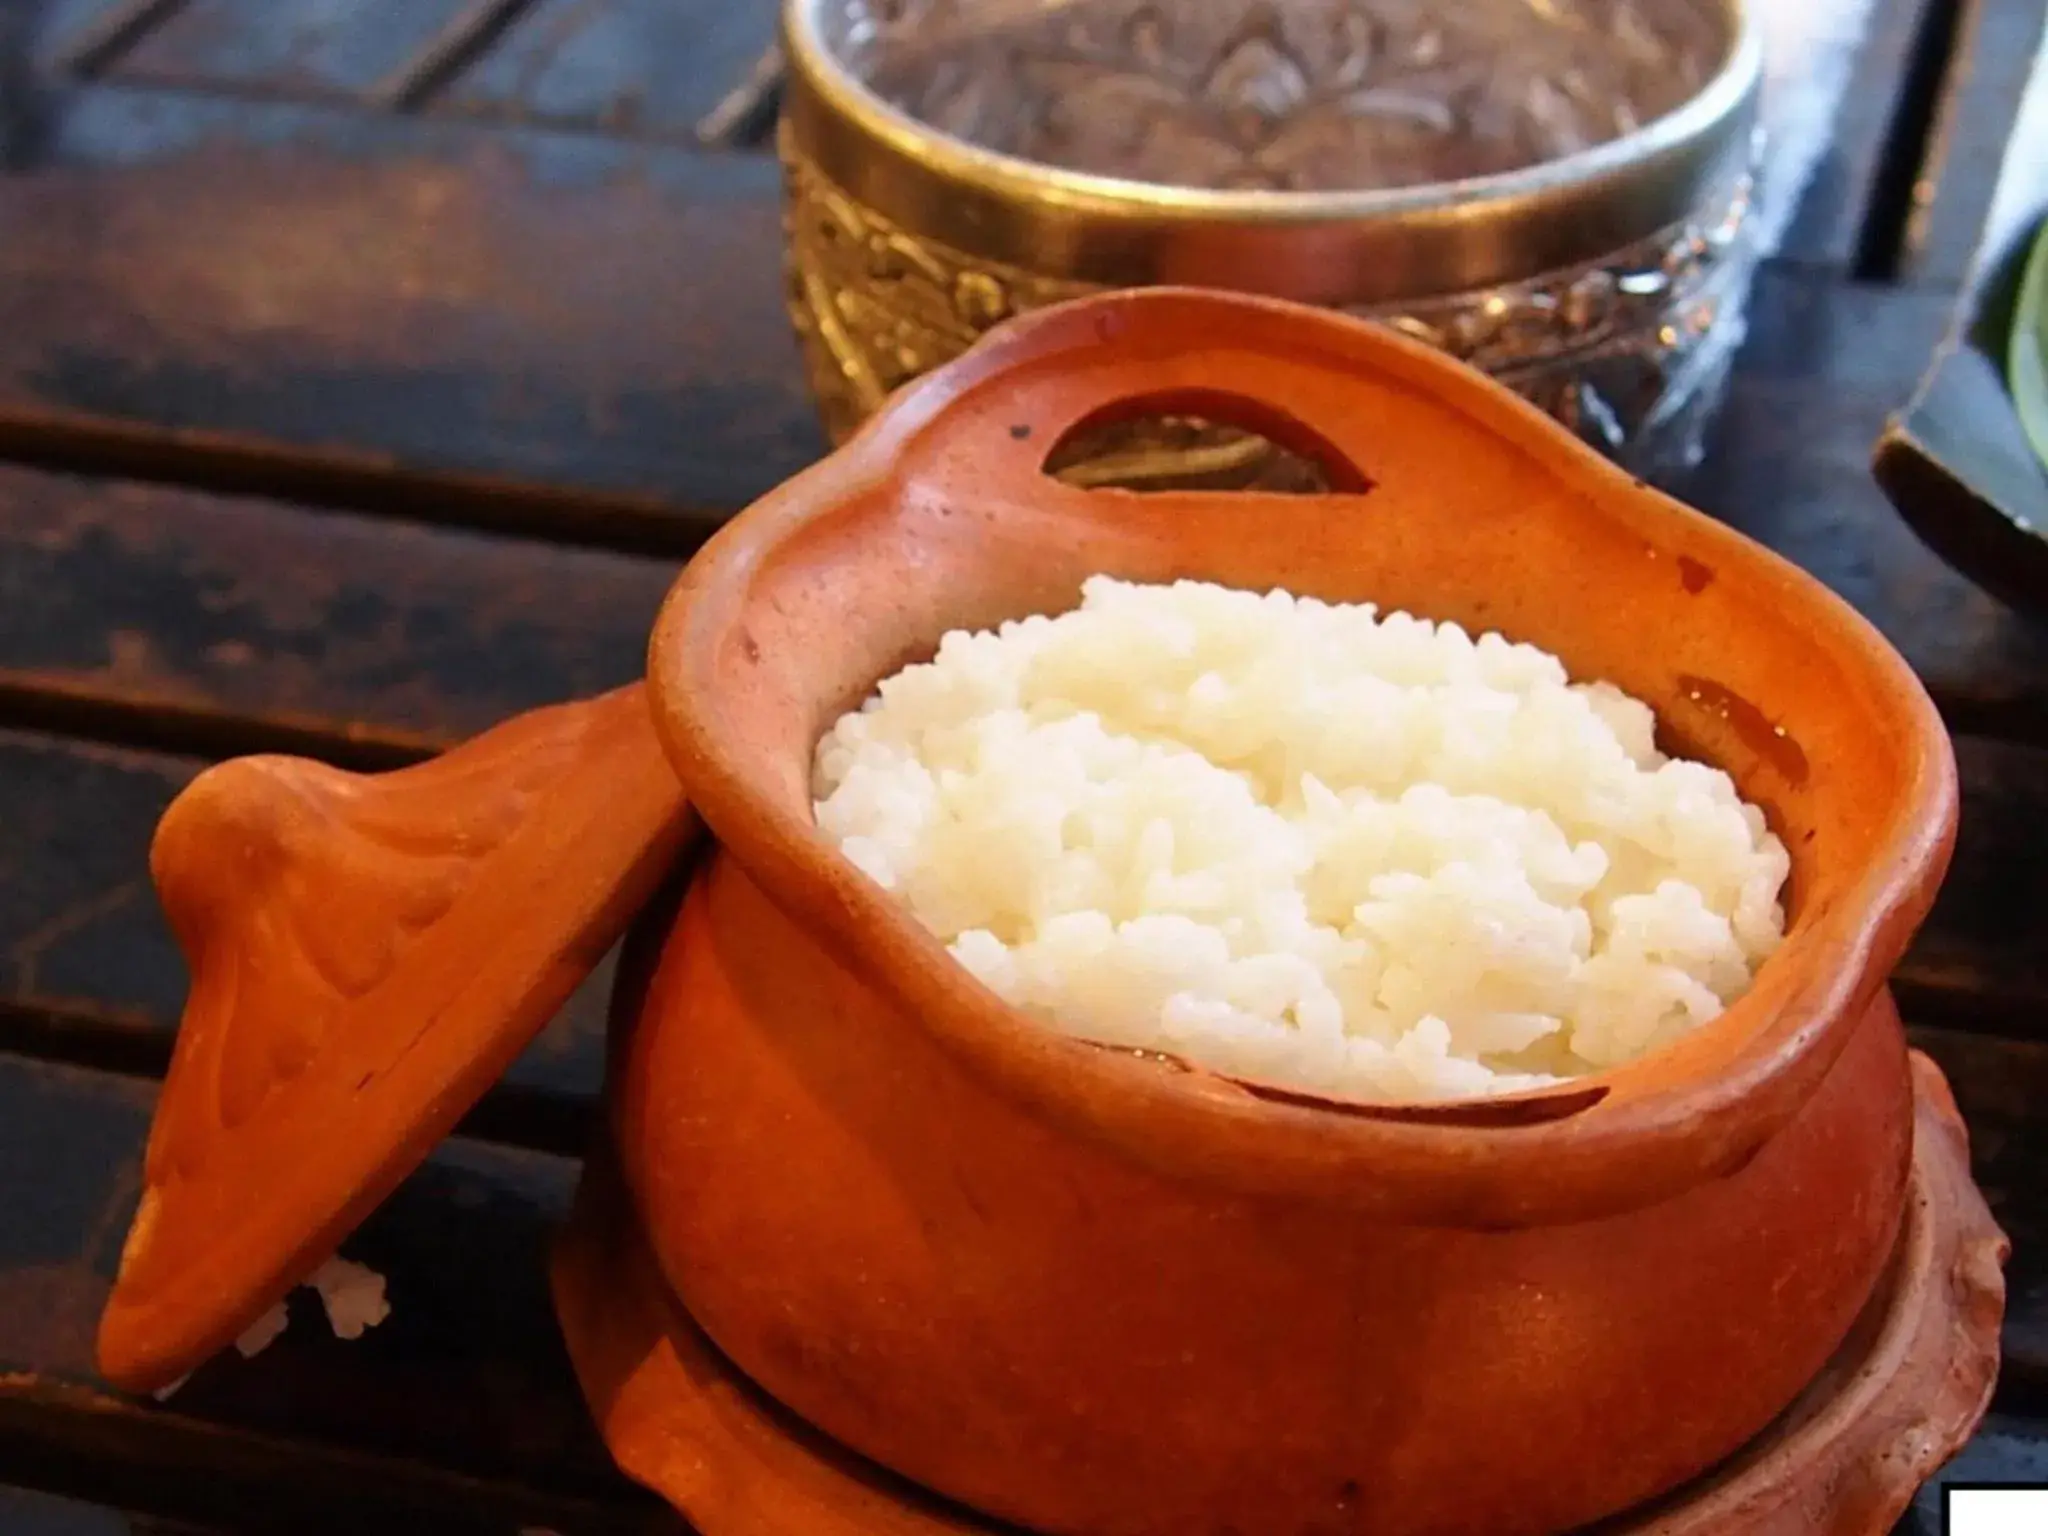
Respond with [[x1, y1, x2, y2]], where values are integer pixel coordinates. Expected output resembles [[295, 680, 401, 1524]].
[[630, 290, 1958, 1536], [616, 860, 1914, 1536]]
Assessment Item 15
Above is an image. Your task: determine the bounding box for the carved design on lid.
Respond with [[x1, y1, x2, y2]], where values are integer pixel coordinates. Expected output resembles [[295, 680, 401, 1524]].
[[144, 712, 582, 1191], [98, 685, 698, 1394], [779, 130, 1757, 472]]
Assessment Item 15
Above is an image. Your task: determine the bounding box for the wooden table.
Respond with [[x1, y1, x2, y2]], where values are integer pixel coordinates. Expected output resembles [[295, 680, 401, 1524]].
[[0, 2, 2044, 1531]]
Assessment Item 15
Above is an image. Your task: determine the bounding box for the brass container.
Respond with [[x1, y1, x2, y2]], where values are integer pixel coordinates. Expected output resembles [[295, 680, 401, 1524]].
[[780, 0, 1764, 475]]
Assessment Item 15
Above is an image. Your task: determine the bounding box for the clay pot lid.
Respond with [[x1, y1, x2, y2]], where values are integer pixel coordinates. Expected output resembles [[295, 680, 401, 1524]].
[[96, 685, 698, 1396], [555, 1047, 2006, 1536]]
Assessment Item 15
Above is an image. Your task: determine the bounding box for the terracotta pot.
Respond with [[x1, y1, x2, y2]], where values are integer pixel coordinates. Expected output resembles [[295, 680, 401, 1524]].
[[96, 287, 1972, 1534], [630, 289, 1960, 1536], [558, 1044, 2007, 1536]]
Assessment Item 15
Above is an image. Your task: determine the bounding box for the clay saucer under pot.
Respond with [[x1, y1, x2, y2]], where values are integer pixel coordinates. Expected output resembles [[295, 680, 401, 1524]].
[[95, 289, 2003, 1536]]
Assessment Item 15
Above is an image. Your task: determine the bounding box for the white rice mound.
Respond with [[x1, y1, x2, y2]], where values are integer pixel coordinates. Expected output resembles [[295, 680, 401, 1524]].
[[812, 578, 1791, 1103]]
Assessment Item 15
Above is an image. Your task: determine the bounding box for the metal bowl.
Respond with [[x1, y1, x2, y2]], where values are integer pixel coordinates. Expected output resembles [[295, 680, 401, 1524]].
[[780, 0, 1764, 476]]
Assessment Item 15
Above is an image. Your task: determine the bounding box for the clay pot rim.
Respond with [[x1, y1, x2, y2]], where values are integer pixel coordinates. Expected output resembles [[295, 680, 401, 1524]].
[[647, 287, 1958, 1228]]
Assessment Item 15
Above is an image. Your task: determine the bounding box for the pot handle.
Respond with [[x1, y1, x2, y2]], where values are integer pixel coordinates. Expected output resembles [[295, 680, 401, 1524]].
[[98, 684, 697, 1395], [883, 288, 1507, 519]]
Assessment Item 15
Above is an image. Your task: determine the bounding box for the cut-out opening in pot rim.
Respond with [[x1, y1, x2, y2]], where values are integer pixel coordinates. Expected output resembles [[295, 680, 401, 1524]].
[[1043, 411, 1337, 494]]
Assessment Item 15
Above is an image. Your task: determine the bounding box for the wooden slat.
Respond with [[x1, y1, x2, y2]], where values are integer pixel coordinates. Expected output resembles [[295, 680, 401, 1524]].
[[0, 733, 187, 1026], [0, 1055, 658, 1535], [0, 463, 673, 758], [0, 7, 40, 172], [0, 730, 609, 1135], [369, 0, 538, 114], [0, 1481, 214, 1535], [108, 0, 494, 101], [0, 85, 822, 544], [1901, 0, 2048, 289], [0, 1485, 129, 1536], [21, 0, 179, 77], [441, 0, 779, 142], [1687, 264, 2048, 744]]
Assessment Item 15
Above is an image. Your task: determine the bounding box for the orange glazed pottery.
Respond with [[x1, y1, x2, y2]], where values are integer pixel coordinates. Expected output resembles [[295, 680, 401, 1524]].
[[628, 289, 1967, 1536], [97, 687, 697, 1395], [558, 1045, 2008, 1536], [101, 289, 1999, 1536]]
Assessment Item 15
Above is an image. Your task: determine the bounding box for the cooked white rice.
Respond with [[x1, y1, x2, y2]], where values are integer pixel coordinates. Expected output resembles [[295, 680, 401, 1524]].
[[812, 578, 1790, 1102]]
